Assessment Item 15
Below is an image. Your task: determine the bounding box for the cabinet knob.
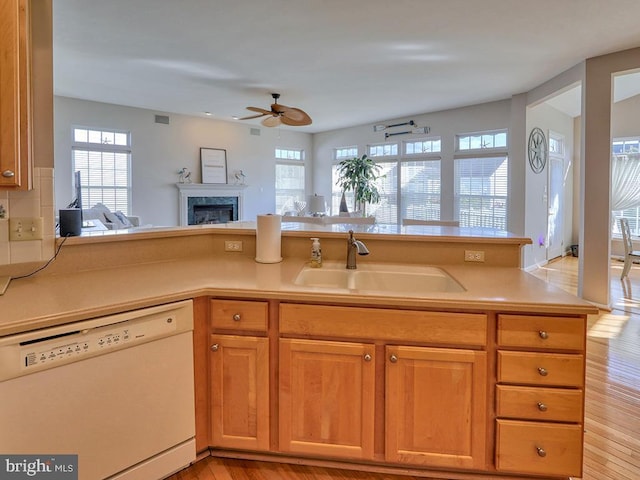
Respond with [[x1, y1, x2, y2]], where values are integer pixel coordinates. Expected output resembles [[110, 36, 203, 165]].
[[2, 170, 15, 178], [537, 402, 548, 412], [210, 344, 219, 352], [538, 330, 549, 340], [536, 446, 547, 457], [538, 367, 548, 377], [232, 313, 241, 321], [389, 354, 398, 363], [363, 354, 372, 362]]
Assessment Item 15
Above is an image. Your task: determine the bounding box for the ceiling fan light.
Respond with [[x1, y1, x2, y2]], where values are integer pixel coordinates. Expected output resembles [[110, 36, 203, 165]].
[[262, 116, 281, 127]]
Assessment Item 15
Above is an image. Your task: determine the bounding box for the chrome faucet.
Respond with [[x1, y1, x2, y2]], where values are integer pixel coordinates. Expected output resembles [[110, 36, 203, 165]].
[[346, 230, 369, 269]]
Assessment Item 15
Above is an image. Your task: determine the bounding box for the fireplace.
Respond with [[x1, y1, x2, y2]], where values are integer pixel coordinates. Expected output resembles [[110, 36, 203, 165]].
[[177, 183, 247, 226], [190, 199, 238, 224]]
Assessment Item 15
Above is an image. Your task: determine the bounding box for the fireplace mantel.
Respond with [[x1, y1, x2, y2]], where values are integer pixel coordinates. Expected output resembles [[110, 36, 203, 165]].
[[176, 183, 247, 226]]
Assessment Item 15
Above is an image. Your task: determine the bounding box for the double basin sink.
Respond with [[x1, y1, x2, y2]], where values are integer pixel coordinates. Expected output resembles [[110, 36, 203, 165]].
[[294, 261, 465, 295]]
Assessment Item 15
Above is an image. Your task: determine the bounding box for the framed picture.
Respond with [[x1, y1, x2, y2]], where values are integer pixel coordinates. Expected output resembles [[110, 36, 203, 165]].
[[200, 148, 227, 184]]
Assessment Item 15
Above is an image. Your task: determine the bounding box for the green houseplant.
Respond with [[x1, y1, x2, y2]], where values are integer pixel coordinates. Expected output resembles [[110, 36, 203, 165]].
[[336, 154, 383, 216]]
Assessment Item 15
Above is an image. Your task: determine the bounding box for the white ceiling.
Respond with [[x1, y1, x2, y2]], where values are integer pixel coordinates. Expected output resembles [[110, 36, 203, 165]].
[[53, 0, 640, 133]]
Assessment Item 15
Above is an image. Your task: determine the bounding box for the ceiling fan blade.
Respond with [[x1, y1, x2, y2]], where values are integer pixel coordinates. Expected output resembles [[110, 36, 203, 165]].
[[281, 108, 312, 126], [262, 116, 282, 127], [238, 113, 268, 120], [246, 106, 272, 115]]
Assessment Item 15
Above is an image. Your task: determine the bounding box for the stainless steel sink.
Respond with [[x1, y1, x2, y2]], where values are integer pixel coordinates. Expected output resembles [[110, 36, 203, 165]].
[[294, 262, 465, 294]]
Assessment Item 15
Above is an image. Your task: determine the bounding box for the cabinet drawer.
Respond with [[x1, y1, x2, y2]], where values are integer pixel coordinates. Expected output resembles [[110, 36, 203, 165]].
[[495, 419, 582, 477], [496, 385, 583, 422], [211, 299, 268, 332], [497, 351, 584, 387], [280, 304, 487, 346], [497, 314, 585, 350]]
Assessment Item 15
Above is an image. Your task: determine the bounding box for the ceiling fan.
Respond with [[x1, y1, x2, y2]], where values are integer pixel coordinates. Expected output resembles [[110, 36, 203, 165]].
[[238, 93, 312, 127]]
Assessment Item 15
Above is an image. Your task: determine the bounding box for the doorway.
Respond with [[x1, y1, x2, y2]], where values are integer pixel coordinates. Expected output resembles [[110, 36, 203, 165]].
[[547, 131, 565, 260]]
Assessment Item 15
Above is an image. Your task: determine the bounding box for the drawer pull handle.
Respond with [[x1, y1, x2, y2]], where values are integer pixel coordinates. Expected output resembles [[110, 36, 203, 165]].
[[211, 344, 219, 352], [538, 367, 548, 376], [536, 447, 547, 458], [2, 170, 15, 178], [389, 354, 398, 363], [364, 354, 372, 362], [232, 313, 241, 321], [537, 402, 548, 412], [538, 330, 549, 340]]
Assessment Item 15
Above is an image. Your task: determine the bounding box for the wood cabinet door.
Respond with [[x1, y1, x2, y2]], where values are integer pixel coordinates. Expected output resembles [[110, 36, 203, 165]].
[[0, 0, 29, 188], [279, 338, 375, 460], [210, 334, 270, 451], [385, 345, 488, 470]]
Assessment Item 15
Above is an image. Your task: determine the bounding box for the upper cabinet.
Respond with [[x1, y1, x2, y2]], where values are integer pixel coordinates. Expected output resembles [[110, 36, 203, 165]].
[[0, 0, 31, 189]]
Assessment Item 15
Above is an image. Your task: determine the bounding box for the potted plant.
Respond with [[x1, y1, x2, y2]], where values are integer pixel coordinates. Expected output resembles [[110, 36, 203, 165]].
[[336, 154, 383, 216]]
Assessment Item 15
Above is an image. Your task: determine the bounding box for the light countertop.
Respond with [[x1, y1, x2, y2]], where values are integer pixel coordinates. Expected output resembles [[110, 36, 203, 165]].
[[0, 254, 597, 337], [65, 221, 533, 245]]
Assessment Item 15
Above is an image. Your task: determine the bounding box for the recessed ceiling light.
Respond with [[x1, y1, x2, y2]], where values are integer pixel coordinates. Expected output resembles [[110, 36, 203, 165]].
[[204, 111, 212, 116]]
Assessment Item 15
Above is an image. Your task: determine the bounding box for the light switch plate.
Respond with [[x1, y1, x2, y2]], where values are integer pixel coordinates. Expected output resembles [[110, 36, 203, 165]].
[[9, 217, 44, 241]]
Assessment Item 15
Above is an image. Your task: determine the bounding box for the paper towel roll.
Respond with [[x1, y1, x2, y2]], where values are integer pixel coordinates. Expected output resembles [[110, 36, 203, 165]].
[[255, 214, 282, 263]]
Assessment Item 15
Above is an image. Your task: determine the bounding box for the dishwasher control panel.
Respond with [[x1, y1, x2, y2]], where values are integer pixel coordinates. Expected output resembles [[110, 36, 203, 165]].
[[0, 300, 193, 381]]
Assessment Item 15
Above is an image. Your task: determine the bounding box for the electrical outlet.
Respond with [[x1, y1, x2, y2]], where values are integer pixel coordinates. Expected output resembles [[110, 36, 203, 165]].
[[9, 217, 44, 241], [464, 250, 485, 262], [224, 240, 243, 252]]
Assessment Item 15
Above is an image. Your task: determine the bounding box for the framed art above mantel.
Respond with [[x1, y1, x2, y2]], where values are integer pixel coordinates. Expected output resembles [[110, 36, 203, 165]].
[[200, 147, 227, 184]]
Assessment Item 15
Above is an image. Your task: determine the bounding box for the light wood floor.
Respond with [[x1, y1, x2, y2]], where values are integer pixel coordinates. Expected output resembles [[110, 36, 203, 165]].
[[168, 257, 640, 480]]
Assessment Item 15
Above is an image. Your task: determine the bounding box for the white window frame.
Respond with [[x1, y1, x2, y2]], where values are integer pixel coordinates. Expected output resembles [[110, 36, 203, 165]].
[[71, 126, 132, 215], [332, 139, 442, 223], [456, 129, 508, 154], [612, 136, 640, 237], [334, 146, 358, 159], [404, 137, 442, 156], [368, 142, 399, 158], [275, 148, 306, 215]]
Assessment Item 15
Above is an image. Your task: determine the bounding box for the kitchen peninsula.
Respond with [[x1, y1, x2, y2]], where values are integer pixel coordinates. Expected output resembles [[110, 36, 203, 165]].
[[0, 224, 597, 480]]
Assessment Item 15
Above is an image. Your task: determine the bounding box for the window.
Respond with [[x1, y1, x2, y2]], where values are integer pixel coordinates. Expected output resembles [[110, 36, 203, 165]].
[[404, 138, 442, 155], [72, 127, 131, 214], [275, 148, 304, 161], [335, 146, 358, 159], [401, 160, 441, 221], [456, 129, 507, 152], [332, 140, 442, 223], [368, 143, 398, 157], [455, 156, 508, 230], [275, 148, 305, 214], [612, 137, 640, 237]]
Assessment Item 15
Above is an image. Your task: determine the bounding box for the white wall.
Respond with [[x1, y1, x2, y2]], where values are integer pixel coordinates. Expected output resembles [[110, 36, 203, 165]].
[[312, 100, 512, 223], [54, 96, 313, 226], [524, 103, 575, 267], [612, 92, 640, 137]]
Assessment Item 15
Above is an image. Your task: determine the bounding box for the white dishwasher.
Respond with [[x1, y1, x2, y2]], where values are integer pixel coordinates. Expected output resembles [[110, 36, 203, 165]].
[[0, 300, 196, 480]]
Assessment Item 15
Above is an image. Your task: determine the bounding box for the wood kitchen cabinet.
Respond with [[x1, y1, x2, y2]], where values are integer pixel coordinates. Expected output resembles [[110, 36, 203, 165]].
[[386, 345, 487, 469], [209, 299, 270, 451], [279, 303, 489, 468], [495, 313, 586, 477], [279, 338, 375, 460], [197, 299, 588, 479], [0, 0, 31, 189]]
